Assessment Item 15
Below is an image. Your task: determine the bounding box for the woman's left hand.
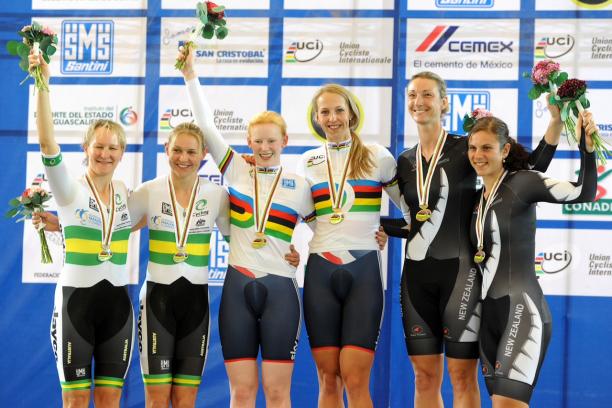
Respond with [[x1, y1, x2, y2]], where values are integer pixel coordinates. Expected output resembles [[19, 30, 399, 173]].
[[284, 244, 300, 267], [375, 226, 388, 250]]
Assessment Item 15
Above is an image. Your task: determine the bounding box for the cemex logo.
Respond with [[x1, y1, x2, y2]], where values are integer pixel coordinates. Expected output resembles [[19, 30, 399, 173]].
[[443, 90, 490, 133], [61, 20, 113, 75], [416, 26, 513, 53]]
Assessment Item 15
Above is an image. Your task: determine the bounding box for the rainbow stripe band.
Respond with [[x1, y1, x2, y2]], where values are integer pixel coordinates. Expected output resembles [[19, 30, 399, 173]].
[[143, 373, 172, 386], [64, 226, 130, 266], [42, 153, 63, 167], [149, 230, 211, 267], [60, 379, 92, 391], [229, 187, 254, 228], [218, 148, 234, 176], [311, 180, 383, 216], [173, 374, 202, 388], [94, 376, 124, 389]]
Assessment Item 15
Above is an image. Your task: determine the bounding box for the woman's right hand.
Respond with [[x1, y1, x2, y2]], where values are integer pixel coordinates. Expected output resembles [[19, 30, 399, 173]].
[[28, 50, 50, 83], [577, 110, 597, 153], [32, 211, 60, 232], [177, 44, 196, 80]]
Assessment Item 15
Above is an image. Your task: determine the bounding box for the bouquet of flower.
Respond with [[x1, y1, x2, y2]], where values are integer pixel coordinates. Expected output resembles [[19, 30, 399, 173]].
[[463, 108, 493, 133], [6, 184, 53, 263], [524, 60, 567, 101], [555, 78, 610, 164], [525, 60, 609, 165], [6, 21, 58, 92], [175, 1, 228, 70]]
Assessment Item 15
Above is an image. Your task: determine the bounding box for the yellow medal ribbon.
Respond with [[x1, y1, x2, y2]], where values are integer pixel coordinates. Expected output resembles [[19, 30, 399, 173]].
[[252, 166, 283, 249], [415, 128, 447, 222], [325, 139, 354, 225], [85, 174, 116, 263], [474, 170, 507, 264], [167, 175, 200, 263]]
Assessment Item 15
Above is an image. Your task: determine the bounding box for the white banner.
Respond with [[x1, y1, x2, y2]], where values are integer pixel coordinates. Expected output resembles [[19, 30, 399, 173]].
[[280, 86, 392, 146], [28, 84, 145, 145], [531, 89, 612, 151], [536, 228, 612, 296], [536, 0, 612, 10], [160, 17, 269, 78], [33, 17, 147, 77], [285, 0, 394, 9], [33, 0, 147, 9], [534, 19, 612, 81], [406, 19, 520, 80], [407, 0, 519, 10], [157, 85, 267, 145], [283, 18, 394, 79], [162, 0, 270, 9], [22, 151, 142, 284], [404, 88, 518, 147]]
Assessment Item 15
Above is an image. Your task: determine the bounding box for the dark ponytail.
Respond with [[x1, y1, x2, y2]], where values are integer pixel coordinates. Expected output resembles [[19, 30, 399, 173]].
[[468, 116, 530, 171]]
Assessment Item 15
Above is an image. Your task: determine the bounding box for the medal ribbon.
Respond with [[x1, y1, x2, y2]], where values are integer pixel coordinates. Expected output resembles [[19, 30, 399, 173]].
[[167, 175, 200, 253], [325, 140, 354, 213], [475, 170, 508, 252], [416, 128, 447, 210], [85, 174, 116, 252], [253, 166, 283, 237]]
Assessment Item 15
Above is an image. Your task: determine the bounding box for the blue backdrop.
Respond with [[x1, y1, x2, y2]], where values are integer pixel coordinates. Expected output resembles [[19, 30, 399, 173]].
[[1, 0, 611, 406]]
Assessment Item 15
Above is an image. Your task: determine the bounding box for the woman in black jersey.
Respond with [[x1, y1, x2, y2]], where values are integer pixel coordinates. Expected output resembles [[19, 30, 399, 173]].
[[383, 71, 561, 408], [467, 113, 597, 407]]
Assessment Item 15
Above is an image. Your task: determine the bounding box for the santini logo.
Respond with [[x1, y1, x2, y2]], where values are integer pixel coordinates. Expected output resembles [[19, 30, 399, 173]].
[[416, 26, 513, 53], [285, 40, 323, 63], [61, 20, 113, 75]]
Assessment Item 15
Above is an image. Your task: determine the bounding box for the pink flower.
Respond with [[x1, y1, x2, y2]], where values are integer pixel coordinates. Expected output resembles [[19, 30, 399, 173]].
[[41, 26, 55, 36], [472, 108, 493, 120], [531, 60, 560, 86], [22, 188, 31, 199]]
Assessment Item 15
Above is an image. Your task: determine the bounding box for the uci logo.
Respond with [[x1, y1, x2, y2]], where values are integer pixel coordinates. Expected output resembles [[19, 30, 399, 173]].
[[159, 108, 193, 130], [285, 40, 323, 63], [444, 90, 490, 133], [535, 250, 572, 274], [535, 35, 575, 59], [61, 20, 113, 75]]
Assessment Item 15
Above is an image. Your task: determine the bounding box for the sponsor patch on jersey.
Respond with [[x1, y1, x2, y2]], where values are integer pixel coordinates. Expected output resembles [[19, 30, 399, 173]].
[[89, 197, 99, 212], [161, 202, 172, 216], [306, 154, 325, 167], [282, 178, 296, 189]]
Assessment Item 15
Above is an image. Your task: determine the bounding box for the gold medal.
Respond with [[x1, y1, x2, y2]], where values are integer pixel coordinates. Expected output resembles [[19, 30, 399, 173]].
[[473, 249, 486, 264], [325, 140, 353, 227], [474, 170, 508, 267], [329, 209, 344, 225], [97, 249, 113, 262], [173, 252, 188, 263], [168, 176, 199, 265], [415, 205, 432, 222], [415, 129, 447, 223], [251, 232, 267, 249], [85, 174, 116, 264], [252, 166, 282, 249]]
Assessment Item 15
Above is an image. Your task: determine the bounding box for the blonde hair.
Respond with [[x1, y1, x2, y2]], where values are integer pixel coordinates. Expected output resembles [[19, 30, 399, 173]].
[[168, 122, 206, 151], [409, 71, 449, 115], [248, 111, 288, 137], [310, 84, 375, 179], [83, 119, 126, 149]]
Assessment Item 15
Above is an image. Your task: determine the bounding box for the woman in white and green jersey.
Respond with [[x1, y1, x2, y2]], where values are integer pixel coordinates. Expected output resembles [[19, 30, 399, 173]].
[[31, 53, 134, 407], [128, 122, 231, 408]]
